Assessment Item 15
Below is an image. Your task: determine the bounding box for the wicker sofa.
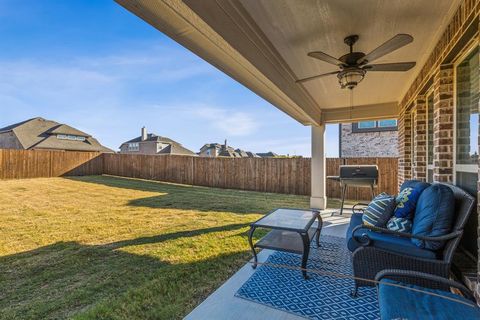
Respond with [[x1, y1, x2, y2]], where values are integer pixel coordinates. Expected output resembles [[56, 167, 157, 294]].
[[346, 181, 475, 296]]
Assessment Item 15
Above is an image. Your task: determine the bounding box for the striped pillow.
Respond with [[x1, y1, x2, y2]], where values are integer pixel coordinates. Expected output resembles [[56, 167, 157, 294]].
[[387, 217, 412, 233], [362, 193, 396, 227]]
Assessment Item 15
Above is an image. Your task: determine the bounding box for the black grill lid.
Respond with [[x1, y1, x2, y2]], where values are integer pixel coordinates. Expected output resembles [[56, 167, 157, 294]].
[[339, 165, 378, 179]]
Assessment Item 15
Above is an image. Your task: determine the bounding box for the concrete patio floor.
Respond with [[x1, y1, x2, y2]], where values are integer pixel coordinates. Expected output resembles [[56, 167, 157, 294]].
[[185, 209, 352, 320]]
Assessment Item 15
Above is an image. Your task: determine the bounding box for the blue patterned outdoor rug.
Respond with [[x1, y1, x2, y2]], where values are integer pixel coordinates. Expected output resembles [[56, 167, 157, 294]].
[[235, 235, 379, 320]]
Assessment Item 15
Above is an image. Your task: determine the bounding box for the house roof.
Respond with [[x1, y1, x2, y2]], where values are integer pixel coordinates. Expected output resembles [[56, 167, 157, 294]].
[[0, 117, 113, 153], [200, 143, 222, 151], [122, 133, 176, 144], [158, 143, 197, 156], [257, 152, 279, 158], [49, 124, 90, 137], [246, 151, 260, 158], [121, 133, 196, 156], [218, 149, 241, 158], [234, 148, 250, 157], [201, 142, 259, 158]]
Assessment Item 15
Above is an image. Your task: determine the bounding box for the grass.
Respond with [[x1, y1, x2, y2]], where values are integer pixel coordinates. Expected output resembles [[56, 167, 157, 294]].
[[0, 175, 346, 320]]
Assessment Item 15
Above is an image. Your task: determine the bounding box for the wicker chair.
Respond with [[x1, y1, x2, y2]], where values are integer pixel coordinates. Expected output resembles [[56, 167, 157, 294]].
[[375, 269, 480, 319], [347, 183, 475, 297]]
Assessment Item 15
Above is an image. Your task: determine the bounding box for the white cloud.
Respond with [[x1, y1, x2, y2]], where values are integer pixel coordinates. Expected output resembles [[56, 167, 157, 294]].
[[191, 106, 260, 136], [75, 45, 215, 82], [0, 43, 318, 156]]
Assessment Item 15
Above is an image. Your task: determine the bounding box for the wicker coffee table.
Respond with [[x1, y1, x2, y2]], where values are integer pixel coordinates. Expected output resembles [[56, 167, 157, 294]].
[[248, 208, 322, 279]]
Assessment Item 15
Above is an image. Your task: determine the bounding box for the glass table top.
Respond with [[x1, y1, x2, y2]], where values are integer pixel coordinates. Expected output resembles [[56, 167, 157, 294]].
[[252, 208, 319, 232]]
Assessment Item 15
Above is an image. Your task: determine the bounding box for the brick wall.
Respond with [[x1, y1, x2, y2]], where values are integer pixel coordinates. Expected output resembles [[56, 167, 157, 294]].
[[396, 0, 480, 302], [433, 65, 455, 183], [412, 96, 427, 181], [339, 123, 398, 158], [397, 104, 412, 187]]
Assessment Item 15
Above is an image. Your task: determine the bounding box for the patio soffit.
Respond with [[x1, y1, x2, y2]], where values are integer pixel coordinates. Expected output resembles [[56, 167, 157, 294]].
[[116, 0, 461, 125]]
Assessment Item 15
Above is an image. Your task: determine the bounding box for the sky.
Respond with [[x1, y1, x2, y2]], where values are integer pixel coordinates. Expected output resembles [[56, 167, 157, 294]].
[[0, 0, 339, 157]]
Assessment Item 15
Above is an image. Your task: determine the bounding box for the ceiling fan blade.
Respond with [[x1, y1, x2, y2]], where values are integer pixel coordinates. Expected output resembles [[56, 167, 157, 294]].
[[308, 51, 344, 66], [296, 71, 339, 83], [358, 34, 413, 64], [364, 62, 416, 72]]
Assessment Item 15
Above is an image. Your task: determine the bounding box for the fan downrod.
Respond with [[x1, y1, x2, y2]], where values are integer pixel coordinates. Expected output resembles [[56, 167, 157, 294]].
[[344, 35, 359, 51]]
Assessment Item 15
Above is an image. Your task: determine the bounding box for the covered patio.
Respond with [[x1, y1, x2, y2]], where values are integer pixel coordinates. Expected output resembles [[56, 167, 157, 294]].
[[184, 211, 353, 320], [116, 0, 480, 318]]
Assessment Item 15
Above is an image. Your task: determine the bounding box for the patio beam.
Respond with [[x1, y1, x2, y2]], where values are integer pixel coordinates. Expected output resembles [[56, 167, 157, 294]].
[[320, 102, 399, 124], [310, 124, 326, 210]]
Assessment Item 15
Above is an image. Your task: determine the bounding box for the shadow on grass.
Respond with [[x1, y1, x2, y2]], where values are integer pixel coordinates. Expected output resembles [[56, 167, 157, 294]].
[[106, 223, 250, 250], [67, 175, 310, 214], [0, 223, 251, 320]]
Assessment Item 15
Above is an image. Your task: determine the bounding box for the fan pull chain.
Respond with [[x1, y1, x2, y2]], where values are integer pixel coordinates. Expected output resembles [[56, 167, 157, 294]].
[[349, 89, 354, 120]]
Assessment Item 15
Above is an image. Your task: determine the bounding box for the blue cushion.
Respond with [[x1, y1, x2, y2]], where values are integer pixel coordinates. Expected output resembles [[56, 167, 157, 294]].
[[394, 181, 430, 218], [362, 192, 396, 227], [386, 216, 412, 232], [379, 279, 480, 320], [346, 215, 437, 259], [412, 184, 455, 250], [399, 179, 425, 191], [346, 212, 364, 250]]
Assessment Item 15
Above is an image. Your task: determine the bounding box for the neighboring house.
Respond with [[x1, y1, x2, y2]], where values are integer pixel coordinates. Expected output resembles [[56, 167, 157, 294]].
[[0, 117, 113, 153], [199, 143, 222, 157], [199, 140, 259, 158], [256, 151, 279, 158], [339, 119, 398, 158], [119, 127, 196, 156]]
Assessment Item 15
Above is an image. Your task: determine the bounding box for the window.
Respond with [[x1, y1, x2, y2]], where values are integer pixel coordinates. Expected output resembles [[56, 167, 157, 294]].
[[128, 142, 139, 151], [427, 94, 434, 165], [57, 134, 86, 141], [357, 121, 376, 129], [426, 92, 434, 182], [410, 111, 415, 169], [378, 119, 397, 128], [352, 119, 397, 132], [454, 46, 478, 262], [456, 47, 479, 168]]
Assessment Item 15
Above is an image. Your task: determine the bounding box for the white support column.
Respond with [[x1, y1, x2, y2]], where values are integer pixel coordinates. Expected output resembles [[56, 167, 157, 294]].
[[310, 124, 326, 209]]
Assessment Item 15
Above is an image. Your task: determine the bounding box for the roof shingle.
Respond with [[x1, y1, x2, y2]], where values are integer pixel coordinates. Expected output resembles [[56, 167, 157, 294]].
[[0, 117, 113, 152]]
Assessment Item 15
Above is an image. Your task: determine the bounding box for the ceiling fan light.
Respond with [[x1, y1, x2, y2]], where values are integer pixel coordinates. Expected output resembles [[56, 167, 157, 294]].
[[337, 69, 366, 89]]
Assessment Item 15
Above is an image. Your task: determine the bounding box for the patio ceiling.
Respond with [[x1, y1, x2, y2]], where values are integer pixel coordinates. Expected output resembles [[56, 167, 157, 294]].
[[116, 0, 461, 125]]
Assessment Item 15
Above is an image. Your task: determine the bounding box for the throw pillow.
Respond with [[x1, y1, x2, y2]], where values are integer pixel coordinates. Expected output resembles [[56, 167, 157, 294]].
[[411, 184, 455, 250], [386, 216, 412, 233], [362, 192, 396, 227], [394, 181, 430, 219]]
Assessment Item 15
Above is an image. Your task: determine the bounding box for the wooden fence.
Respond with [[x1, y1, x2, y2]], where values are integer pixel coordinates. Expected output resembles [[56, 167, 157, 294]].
[[0, 149, 103, 179], [102, 154, 398, 200], [0, 149, 398, 200]]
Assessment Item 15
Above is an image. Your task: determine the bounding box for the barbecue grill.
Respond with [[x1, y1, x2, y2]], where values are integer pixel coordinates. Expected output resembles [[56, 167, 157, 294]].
[[327, 165, 378, 216]]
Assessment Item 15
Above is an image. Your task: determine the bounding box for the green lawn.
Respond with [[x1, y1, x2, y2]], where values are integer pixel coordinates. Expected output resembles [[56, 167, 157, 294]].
[[0, 175, 345, 320]]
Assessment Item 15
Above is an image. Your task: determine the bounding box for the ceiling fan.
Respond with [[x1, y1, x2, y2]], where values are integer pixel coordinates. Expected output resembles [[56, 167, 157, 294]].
[[296, 34, 416, 90]]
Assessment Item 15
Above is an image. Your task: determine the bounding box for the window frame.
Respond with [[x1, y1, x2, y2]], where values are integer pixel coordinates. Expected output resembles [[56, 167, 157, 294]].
[[57, 134, 86, 141], [128, 142, 140, 152], [453, 43, 479, 180], [410, 110, 415, 171], [351, 119, 398, 133]]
